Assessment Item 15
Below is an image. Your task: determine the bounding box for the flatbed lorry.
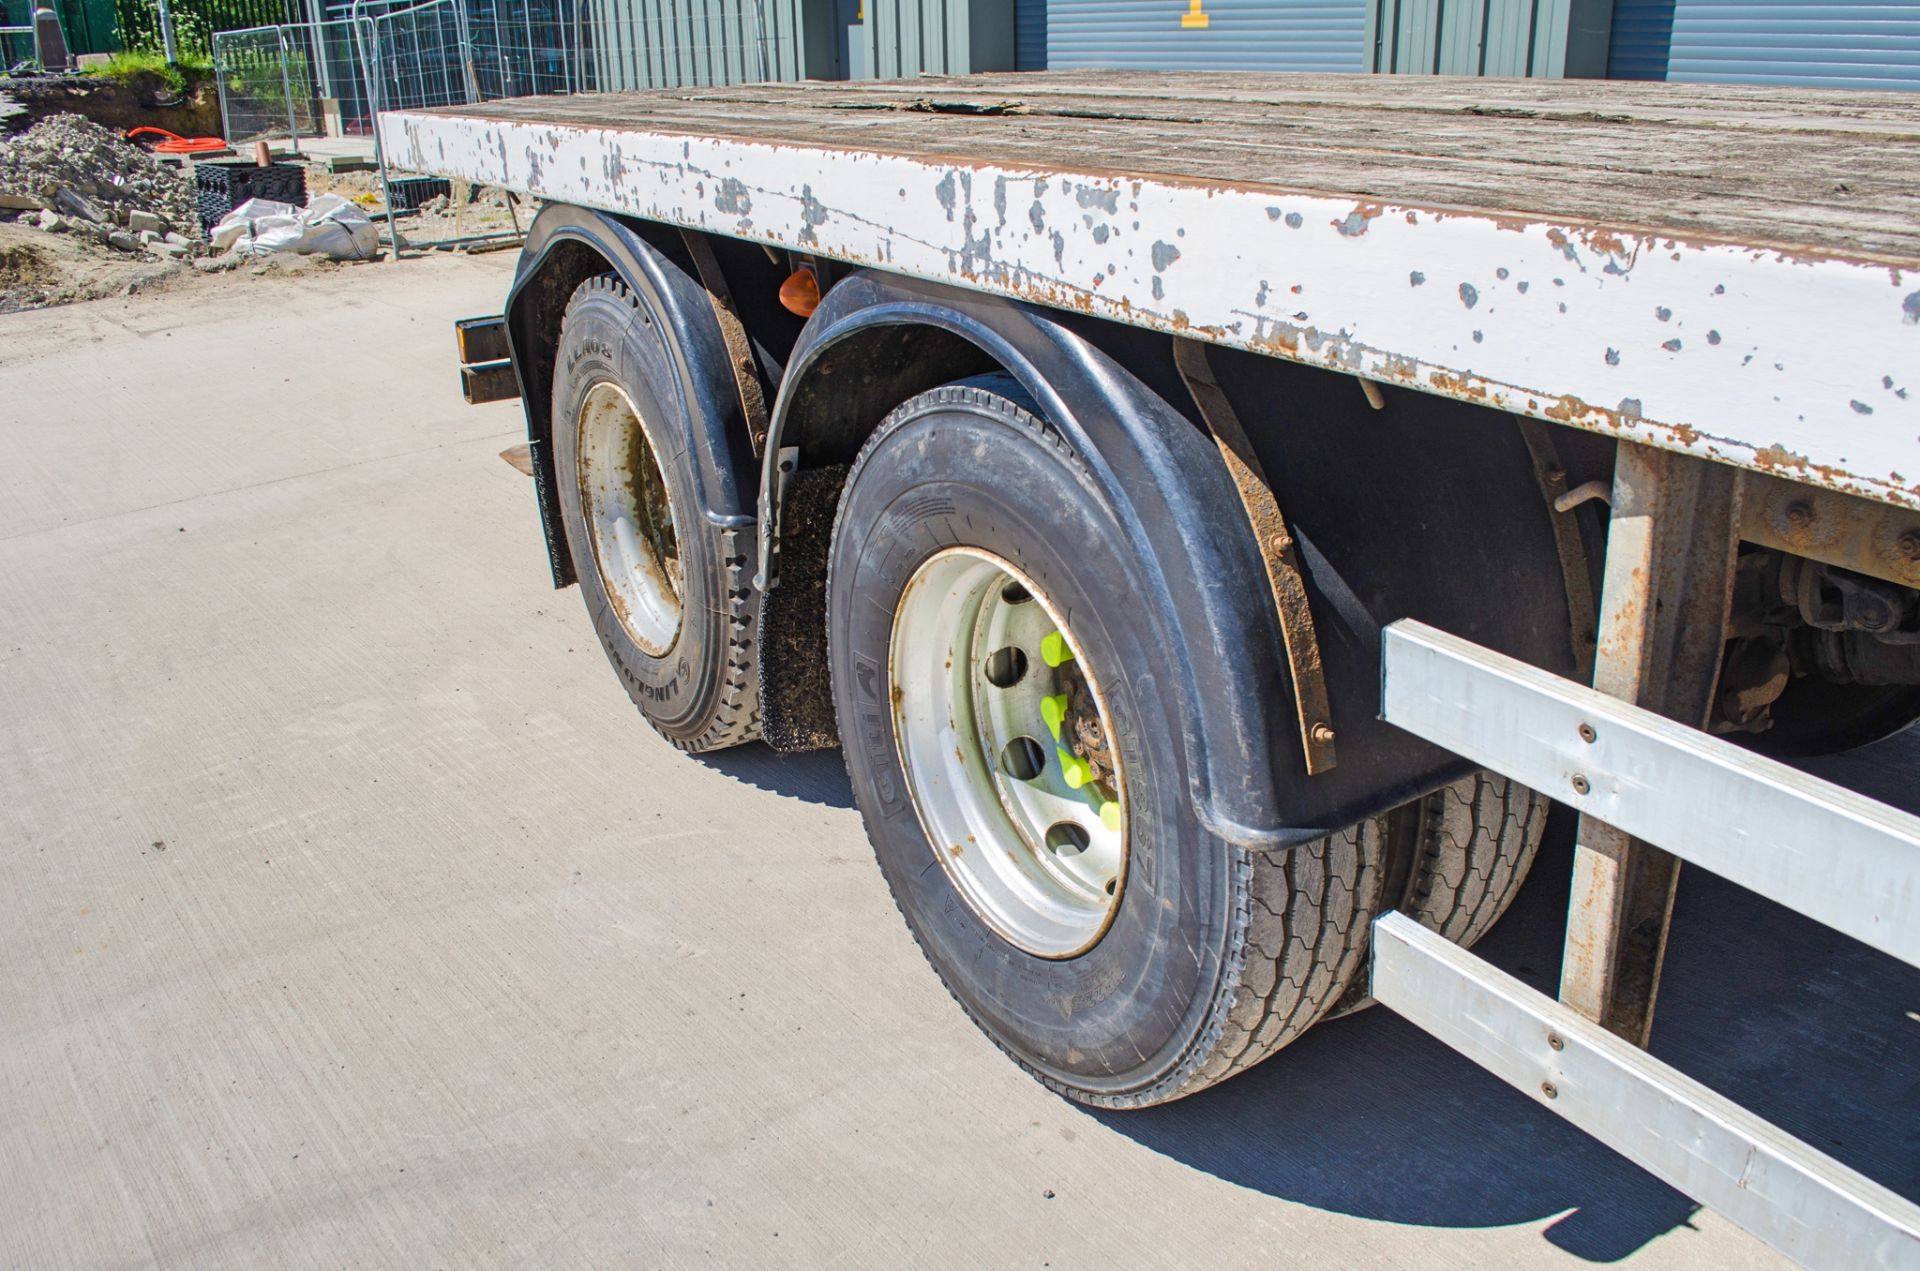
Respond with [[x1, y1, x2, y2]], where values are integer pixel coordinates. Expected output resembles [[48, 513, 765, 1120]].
[[386, 72, 1917, 1265]]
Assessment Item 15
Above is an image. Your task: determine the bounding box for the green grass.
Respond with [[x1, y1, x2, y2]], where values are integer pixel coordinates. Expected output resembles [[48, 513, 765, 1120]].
[[85, 49, 215, 97]]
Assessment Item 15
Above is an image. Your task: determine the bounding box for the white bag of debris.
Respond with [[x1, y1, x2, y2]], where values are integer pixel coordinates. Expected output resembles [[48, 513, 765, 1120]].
[[213, 194, 380, 261]]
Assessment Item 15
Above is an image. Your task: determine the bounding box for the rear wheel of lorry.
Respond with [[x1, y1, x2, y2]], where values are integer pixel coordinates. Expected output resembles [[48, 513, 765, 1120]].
[[552, 274, 758, 752], [827, 377, 1547, 1106]]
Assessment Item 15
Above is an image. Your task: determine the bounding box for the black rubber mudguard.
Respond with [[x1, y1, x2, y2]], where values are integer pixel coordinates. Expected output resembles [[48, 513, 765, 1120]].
[[502, 203, 760, 589], [765, 271, 1579, 850]]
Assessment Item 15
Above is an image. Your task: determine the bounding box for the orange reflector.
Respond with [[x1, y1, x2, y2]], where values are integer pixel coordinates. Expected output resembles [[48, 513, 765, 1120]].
[[779, 267, 821, 317]]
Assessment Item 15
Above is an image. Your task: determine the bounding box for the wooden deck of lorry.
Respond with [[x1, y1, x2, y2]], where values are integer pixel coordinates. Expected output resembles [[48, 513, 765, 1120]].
[[383, 72, 1920, 510]]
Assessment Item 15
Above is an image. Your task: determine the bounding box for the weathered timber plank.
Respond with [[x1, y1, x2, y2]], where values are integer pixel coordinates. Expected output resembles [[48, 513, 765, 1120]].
[[417, 76, 1920, 260]]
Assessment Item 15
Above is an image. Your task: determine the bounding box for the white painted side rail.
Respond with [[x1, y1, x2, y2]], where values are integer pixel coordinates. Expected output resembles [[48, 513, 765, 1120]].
[[1371, 914, 1920, 1271], [378, 107, 1920, 511], [1380, 619, 1920, 969]]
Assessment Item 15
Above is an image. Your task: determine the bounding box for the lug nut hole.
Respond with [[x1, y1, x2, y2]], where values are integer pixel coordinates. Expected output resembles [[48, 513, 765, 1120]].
[[1001, 736, 1046, 781], [1045, 822, 1091, 855], [984, 646, 1028, 688]]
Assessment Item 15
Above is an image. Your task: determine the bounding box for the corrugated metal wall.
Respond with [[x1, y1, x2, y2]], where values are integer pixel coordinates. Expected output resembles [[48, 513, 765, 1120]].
[[1016, 0, 1047, 67], [1047, 0, 1368, 71], [588, 0, 806, 89], [863, 0, 1014, 75], [1607, 0, 1920, 89], [1370, 0, 1612, 75], [864, 0, 961, 75]]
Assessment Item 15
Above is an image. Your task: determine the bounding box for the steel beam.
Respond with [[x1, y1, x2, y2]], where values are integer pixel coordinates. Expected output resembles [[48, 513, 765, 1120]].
[[1560, 444, 1738, 1043]]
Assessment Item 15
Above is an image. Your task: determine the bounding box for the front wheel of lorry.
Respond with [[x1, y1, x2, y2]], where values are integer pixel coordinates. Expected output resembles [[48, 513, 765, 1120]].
[[828, 377, 1547, 1107], [552, 273, 759, 752]]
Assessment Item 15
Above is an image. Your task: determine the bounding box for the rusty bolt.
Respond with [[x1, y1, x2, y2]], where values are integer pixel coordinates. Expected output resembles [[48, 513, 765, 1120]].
[[1570, 774, 1592, 796], [1544, 465, 1566, 486], [1547, 1032, 1564, 1051], [1577, 722, 1597, 744], [1541, 1081, 1559, 1100], [1268, 531, 1293, 554], [1309, 722, 1336, 744], [1898, 530, 1920, 563], [1784, 500, 1816, 529]]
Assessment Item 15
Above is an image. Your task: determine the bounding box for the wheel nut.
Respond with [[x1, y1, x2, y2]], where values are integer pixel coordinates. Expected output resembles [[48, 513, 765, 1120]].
[[1570, 774, 1591, 795]]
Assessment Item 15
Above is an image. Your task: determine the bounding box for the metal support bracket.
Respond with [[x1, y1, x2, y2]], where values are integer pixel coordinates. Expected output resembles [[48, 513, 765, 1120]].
[[1737, 470, 1920, 590], [1175, 337, 1338, 774], [679, 228, 771, 456], [1563, 442, 1739, 1045]]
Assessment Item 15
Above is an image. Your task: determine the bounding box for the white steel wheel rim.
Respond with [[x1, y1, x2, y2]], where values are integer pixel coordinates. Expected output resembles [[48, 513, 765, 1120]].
[[890, 547, 1129, 959], [577, 381, 683, 656]]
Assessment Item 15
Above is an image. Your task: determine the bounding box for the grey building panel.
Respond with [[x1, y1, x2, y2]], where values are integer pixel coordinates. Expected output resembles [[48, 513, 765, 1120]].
[[1608, 0, 1920, 89], [1048, 0, 1368, 72], [588, 0, 804, 89], [862, 0, 1015, 75], [1370, 0, 1611, 75]]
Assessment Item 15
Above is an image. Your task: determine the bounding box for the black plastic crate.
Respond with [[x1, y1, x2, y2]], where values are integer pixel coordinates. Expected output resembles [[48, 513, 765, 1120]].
[[385, 176, 451, 212], [194, 161, 308, 233]]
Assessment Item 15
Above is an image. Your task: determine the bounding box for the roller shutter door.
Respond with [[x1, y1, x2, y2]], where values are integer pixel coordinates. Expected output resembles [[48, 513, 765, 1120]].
[[1047, 0, 1368, 72], [1608, 0, 1920, 90], [1017, 0, 1047, 66]]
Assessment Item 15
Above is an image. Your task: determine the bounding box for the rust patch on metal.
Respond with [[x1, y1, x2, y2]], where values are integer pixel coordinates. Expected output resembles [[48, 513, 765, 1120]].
[[1174, 337, 1338, 775]]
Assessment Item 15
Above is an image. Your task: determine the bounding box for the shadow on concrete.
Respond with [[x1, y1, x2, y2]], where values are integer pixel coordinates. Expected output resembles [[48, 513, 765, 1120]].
[[1099, 727, 1920, 1261], [691, 741, 856, 809]]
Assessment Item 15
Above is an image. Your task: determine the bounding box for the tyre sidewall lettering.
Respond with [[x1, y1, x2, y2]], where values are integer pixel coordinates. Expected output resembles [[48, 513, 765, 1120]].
[[554, 285, 722, 738]]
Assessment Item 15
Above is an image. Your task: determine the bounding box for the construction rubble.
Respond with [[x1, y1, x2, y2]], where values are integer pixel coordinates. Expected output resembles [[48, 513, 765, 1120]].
[[0, 114, 200, 260]]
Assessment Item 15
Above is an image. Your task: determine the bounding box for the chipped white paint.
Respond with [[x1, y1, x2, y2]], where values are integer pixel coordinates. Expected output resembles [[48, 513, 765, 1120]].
[[381, 109, 1920, 508]]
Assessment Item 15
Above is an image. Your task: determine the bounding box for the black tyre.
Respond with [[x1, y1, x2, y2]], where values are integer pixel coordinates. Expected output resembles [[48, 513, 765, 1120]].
[[1403, 770, 1549, 948], [553, 274, 758, 752], [827, 377, 1362, 1105], [1327, 770, 1549, 1017]]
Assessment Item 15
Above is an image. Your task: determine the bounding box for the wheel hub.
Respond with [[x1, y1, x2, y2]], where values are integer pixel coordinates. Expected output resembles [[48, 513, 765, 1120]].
[[576, 380, 683, 655], [889, 548, 1128, 958]]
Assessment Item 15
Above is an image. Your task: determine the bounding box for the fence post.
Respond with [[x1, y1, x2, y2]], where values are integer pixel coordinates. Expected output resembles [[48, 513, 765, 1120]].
[[154, 0, 179, 62], [351, 5, 401, 262], [451, 0, 480, 103], [277, 26, 303, 152], [213, 30, 236, 142], [750, 0, 771, 82]]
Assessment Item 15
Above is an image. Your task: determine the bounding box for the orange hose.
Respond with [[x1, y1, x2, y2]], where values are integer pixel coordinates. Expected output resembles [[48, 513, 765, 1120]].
[[126, 126, 228, 155]]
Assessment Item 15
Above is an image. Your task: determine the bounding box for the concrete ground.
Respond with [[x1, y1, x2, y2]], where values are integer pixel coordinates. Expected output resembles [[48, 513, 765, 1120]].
[[2, 255, 1914, 1268]]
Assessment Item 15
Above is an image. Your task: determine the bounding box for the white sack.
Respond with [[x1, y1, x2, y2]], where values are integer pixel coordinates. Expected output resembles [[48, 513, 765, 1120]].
[[214, 194, 379, 261]]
